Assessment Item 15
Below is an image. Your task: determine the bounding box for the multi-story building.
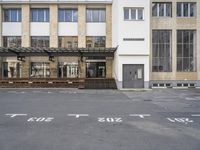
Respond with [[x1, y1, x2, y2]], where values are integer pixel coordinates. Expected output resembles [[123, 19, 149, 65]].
[[150, 0, 200, 88], [0, 0, 199, 89], [0, 0, 116, 88]]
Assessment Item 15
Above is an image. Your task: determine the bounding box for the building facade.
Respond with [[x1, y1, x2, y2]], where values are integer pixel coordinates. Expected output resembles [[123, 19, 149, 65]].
[[0, 0, 199, 89]]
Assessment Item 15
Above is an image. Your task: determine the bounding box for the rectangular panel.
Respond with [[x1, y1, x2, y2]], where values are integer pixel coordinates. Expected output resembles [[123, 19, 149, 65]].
[[86, 23, 106, 36], [30, 22, 49, 36], [2, 23, 22, 36], [58, 23, 78, 36]]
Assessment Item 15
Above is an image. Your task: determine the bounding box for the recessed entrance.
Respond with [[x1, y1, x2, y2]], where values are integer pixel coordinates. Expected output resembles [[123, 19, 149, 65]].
[[123, 64, 144, 88]]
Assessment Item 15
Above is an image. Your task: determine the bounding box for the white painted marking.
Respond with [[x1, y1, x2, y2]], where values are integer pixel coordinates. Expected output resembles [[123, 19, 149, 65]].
[[191, 114, 200, 117], [27, 117, 54, 122], [68, 114, 89, 118], [98, 117, 122, 123], [5, 114, 27, 118], [167, 118, 194, 124], [129, 114, 151, 118]]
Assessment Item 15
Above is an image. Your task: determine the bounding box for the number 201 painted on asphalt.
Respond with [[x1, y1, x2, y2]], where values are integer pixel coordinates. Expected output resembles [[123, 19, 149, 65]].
[[98, 117, 122, 123]]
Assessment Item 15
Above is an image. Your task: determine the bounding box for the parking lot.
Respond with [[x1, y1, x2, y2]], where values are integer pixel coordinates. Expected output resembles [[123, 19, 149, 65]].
[[0, 88, 200, 150]]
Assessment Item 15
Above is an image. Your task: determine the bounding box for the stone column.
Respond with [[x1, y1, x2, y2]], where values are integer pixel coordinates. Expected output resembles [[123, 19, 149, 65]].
[[0, 5, 2, 47], [79, 57, 86, 78], [49, 58, 58, 78], [78, 4, 86, 48], [22, 4, 30, 47], [21, 57, 30, 78], [106, 4, 112, 48], [0, 57, 2, 79], [50, 4, 58, 48], [106, 57, 113, 78]]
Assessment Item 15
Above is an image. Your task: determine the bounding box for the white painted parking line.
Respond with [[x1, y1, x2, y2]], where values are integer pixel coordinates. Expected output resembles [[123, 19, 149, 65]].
[[129, 114, 151, 118], [191, 114, 200, 117], [68, 114, 89, 118], [5, 114, 27, 118]]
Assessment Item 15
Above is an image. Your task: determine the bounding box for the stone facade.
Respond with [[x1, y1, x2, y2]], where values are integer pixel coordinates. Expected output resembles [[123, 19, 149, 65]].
[[106, 4, 112, 48], [150, 0, 200, 84], [106, 57, 113, 78], [50, 4, 58, 48], [22, 4, 30, 47], [78, 4, 86, 48]]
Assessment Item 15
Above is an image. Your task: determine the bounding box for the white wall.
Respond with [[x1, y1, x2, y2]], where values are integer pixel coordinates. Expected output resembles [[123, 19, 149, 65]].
[[86, 23, 106, 36], [58, 23, 78, 36], [2, 23, 22, 36], [30, 23, 50, 36], [113, 0, 150, 88]]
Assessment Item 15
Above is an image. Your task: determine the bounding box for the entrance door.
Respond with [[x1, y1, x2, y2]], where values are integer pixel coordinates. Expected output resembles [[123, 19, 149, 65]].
[[123, 64, 144, 88]]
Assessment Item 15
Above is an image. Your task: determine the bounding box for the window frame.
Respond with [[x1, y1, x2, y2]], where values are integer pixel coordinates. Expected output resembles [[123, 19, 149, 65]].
[[3, 8, 21, 22], [31, 36, 50, 48], [176, 30, 196, 72], [30, 8, 49, 22], [86, 36, 106, 48], [86, 8, 106, 23], [124, 7, 144, 21], [58, 8, 78, 22], [152, 2, 172, 17], [152, 30, 172, 72], [176, 2, 196, 18]]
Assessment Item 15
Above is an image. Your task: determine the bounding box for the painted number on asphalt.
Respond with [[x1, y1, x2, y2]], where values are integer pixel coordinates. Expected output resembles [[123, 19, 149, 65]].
[[98, 117, 122, 123], [27, 117, 54, 122], [167, 118, 193, 124]]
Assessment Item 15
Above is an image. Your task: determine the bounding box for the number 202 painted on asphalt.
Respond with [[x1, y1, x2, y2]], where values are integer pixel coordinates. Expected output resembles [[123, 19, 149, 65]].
[[27, 117, 54, 122], [98, 117, 122, 123]]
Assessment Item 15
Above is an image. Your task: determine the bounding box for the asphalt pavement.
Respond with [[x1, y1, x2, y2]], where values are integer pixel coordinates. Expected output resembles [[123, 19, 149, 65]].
[[0, 88, 200, 150]]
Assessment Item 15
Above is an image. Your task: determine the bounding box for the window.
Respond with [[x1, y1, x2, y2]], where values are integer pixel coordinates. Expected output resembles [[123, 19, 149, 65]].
[[58, 36, 78, 48], [30, 62, 50, 78], [31, 36, 49, 48], [86, 36, 106, 48], [31, 8, 49, 22], [4, 9, 21, 22], [2, 62, 21, 78], [152, 3, 172, 17], [177, 3, 196, 17], [86, 9, 106, 22], [124, 8, 144, 20], [152, 30, 172, 72], [58, 62, 78, 78], [177, 30, 196, 72], [58, 9, 78, 22], [86, 62, 106, 78], [3, 36, 21, 47]]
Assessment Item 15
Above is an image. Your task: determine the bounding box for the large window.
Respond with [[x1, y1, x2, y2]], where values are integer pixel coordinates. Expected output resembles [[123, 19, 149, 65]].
[[177, 30, 196, 72], [152, 30, 172, 72], [3, 36, 21, 47], [86, 9, 106, 22], [58, 36, 78, 48], [177, 3, 196, 17], [31, 8, 49, 22], [58, 9, 78, 22], [86, 36, 106, 48], [124, 8, 144, 20], [2, 62, 21, 78], [58, 62, 78, 78], [152, 3, 172, 17], [30, 62, 50, 78], [31, 36, 49, 48], [86, 62, 106, 78], [3, 8, 21, 22]]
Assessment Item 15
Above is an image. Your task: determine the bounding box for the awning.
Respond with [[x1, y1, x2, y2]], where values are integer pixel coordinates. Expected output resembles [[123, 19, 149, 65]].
[[0, 47, 117, 57]]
